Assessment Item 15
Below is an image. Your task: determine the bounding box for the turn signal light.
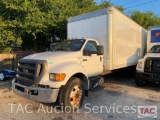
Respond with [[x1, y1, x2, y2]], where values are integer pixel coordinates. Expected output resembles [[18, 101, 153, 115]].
[[49, 73, 66, 81]]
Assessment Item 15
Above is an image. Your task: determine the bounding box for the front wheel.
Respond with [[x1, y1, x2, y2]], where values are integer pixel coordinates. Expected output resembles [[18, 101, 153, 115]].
[[60, 77, 85, 112]]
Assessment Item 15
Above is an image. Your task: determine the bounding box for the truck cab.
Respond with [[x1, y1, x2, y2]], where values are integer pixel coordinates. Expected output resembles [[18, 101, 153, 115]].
[[135, 26, 160, 86], [12, 38, 104, 110]]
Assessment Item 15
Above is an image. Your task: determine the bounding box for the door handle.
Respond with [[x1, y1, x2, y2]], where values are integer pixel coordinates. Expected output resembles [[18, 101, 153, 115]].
[[83, 59, 87, 61], [100, 57, 102, 61]]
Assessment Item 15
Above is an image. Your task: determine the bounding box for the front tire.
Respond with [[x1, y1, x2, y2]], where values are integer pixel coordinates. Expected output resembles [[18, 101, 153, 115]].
[[60, 77, 85, 112]]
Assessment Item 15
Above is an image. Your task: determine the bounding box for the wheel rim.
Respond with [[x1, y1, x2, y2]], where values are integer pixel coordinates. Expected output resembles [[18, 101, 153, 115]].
[[70, 85, 82, 106], [0, 73, 4, 81]]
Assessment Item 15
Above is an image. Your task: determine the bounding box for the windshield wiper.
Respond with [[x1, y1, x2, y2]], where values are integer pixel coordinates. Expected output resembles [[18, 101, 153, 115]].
[[149, 52, 160, 53], [54, 49, 69, 51]]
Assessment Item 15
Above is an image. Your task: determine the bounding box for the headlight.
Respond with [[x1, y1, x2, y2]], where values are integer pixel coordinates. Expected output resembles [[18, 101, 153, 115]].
[[137, 62, 142, 69], [49, 73, 66, 81]]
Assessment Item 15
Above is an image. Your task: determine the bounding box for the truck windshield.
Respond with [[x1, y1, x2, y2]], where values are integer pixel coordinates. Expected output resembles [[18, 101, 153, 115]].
[[149, 45, 160, 53], [53, 39, 85, 51]]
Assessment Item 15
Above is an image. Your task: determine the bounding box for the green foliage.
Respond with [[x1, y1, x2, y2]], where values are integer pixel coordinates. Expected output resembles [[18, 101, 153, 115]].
[[129, 11, 160, 29], [0, 47, 12, 54], [0, 0, 99, 51], [0, 17, 16, 46]]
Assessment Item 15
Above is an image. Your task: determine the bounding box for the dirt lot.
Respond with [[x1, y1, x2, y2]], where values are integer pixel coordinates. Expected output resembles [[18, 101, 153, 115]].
[[0, 67, 160, 120]]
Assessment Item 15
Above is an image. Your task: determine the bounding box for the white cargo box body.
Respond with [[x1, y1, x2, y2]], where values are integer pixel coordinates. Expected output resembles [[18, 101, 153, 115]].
[[147, 26, 160, 51], [68, 6, 147, 71]]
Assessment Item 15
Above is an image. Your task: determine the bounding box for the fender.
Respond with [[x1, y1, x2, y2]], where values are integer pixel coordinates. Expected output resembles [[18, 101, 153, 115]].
[[39, 61, 89, 88]]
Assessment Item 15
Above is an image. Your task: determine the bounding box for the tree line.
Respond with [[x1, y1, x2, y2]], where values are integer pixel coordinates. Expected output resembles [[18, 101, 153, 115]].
[[0, 0, 159, 51]]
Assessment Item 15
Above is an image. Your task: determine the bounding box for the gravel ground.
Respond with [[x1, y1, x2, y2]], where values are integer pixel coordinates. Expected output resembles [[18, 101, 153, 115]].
[[0, 67, 160, 120]]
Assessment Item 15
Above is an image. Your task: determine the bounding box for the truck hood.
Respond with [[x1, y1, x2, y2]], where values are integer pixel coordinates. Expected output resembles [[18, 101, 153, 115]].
[[22, 51, 81, 61], [145, 53, 160, 58]]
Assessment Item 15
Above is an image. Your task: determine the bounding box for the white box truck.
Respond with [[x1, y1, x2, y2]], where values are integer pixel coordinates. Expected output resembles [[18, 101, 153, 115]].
[[12, 6, 147, 111], [68, 6, 147, 74], [135, 26, 160, 86]]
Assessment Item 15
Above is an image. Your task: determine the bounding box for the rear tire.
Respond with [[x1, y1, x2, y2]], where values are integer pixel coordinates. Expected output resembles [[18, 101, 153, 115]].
[[59, 77, 85, 112]]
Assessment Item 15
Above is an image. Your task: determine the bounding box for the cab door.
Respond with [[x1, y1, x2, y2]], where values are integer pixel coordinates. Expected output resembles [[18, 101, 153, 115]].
[[81, 40, 103, 77]]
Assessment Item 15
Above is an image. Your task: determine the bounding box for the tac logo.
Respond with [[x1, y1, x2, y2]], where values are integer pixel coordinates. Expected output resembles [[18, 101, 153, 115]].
[[138, 106, 157, 118]]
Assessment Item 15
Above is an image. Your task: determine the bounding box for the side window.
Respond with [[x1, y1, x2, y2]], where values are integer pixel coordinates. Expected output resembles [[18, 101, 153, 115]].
[[84, 41, 97, 55]]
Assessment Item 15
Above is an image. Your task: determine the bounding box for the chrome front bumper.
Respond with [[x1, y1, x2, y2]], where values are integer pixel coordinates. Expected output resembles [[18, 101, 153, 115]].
[[12, 79, 59, 103]]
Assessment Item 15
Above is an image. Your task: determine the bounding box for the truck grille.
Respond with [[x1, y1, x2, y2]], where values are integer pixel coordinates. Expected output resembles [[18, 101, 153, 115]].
[[16, 59, 47, 86], [144, 58, 152, 72], [144, 58, 160, 73], [152, 60, 160, 73]]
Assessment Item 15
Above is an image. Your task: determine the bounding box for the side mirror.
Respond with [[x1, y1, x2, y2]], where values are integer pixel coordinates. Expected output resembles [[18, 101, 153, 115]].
[[97, 45, 104, 55]]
